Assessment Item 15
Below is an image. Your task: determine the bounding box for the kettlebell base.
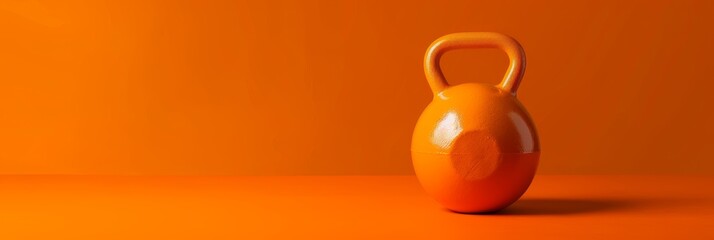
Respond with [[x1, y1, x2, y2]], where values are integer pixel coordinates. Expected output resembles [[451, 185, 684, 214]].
[[412, 151, 539, 213]]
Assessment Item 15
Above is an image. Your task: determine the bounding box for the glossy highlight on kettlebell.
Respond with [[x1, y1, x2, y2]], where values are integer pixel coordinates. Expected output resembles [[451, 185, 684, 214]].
[[412, 32, 540, 213]]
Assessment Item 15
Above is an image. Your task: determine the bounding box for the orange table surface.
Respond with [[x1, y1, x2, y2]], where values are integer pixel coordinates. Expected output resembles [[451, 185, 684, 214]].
[[1, 175, 712, 239]]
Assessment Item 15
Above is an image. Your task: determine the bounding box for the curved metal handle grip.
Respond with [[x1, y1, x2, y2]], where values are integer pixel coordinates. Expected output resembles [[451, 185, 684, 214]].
[[424, 32, 526, 96]]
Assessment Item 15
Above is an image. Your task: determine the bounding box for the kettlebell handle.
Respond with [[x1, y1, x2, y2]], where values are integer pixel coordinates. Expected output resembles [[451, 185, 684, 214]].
[[424, 32, 526, 96]]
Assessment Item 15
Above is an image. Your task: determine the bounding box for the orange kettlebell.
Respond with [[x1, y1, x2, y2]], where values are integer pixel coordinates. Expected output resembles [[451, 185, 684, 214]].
[[412, 32, 540, 213]]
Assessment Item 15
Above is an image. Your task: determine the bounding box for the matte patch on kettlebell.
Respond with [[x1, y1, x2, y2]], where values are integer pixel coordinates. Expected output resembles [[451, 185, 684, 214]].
[[450, 131, 502, 180]]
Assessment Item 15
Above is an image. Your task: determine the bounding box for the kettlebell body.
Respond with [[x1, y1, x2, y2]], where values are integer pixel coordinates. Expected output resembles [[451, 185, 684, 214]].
[[412, 32, 540, 213]]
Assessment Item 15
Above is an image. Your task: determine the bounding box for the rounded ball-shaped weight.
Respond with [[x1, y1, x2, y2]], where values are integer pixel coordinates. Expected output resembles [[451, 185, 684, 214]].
[[411, 83, 539, 213]]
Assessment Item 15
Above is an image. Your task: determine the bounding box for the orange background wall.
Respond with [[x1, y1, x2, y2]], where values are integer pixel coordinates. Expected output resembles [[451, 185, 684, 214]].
[[1, 0, 712, 175]]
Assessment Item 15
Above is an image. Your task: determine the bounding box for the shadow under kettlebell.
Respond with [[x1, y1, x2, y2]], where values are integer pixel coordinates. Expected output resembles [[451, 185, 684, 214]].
[[450, 198, 640, 215]]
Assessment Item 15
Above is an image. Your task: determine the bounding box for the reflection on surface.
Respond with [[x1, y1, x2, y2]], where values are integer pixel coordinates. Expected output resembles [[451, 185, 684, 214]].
[[508, 111, 535, 152], [431, 112, 462, 149]]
